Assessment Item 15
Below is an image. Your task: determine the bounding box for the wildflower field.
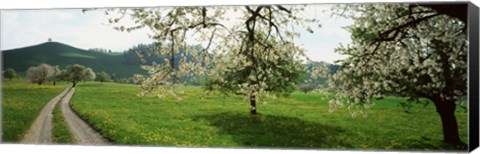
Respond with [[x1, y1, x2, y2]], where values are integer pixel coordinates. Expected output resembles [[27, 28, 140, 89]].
[[1, 79, 67, 142], [66, 81, 468, 150]]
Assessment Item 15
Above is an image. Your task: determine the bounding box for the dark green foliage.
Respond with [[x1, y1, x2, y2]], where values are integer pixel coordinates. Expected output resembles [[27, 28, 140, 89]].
[[3, 68, 16, 80], [122, 44, 152, 65], [64, 64, 88, 87], [123, 43, 207, 85], [303, 61, 339, 86], [299, 84, 316, 93], [122, 43, 202, 66], [95, 71, 111, 84], [88, 48, 111, 53]]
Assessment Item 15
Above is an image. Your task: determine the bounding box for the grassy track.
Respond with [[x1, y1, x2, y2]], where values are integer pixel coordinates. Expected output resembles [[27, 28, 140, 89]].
[[1, 79, 67, 142], [69, 82, 467, 150], [52, 94, 74, 144]]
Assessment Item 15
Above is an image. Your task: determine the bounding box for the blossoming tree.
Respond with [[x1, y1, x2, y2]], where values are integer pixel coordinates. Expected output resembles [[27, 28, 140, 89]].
[[330, 4, 467, 147], [99, 5, 317, 114]]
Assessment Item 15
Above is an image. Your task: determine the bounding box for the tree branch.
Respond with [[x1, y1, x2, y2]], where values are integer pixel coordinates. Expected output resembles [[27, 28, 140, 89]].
[[376, 13, 441, 42], [418, 3, 467, 24], [275, 5, 291, 14]]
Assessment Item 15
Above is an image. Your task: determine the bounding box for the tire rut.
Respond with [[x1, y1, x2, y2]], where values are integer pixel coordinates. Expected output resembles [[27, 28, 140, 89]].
[[20, 87, 71, 144], [60, 88, 109, 145]]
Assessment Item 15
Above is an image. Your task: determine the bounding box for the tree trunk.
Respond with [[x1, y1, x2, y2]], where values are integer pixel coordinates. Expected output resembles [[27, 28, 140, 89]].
[[432, 98, 466, 148], [250, 95, 257, 115], [53, 80, 56, 86], [72, 81, 77, 87]]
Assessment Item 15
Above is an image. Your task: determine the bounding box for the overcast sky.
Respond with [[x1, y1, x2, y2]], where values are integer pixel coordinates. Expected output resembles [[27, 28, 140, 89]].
[[0, 4, 352, 63]]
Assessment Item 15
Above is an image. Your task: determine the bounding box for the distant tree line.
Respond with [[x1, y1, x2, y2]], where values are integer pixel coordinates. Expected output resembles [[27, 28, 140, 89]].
[[298, 61, 339, 93], [121, 43, 208, 85], [121, 43, 203, 66], [122, 44, 150, 65], [88, 48, 112, 53], [5, 47, 338, 90], [24, 63, 111, 87], [122, 43, 339, 89], [304, 61, 339, 85]]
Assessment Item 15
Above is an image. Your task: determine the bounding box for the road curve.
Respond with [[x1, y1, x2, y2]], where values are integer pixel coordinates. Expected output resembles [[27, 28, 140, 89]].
[[60, 88, 109, 145], [20, 87, 71, 144]]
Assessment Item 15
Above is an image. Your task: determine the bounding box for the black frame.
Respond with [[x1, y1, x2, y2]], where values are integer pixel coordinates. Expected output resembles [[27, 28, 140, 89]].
[[468, 1, 479, 152]]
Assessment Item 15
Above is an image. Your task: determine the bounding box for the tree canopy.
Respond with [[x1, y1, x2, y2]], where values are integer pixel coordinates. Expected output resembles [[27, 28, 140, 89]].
[[85, 3, 471, 147], [64, 64, 95, 87], [95, 71, 111, 84], [26, 63, 54, 85], [3, 68, 16, 80], [99, 5, 318, 114], [329, 3, 467, 147], [49, 65, 61, 86], [84, 68, 96, 81]]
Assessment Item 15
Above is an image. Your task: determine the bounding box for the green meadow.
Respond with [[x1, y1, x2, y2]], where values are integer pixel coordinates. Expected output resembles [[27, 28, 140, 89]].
[[1, 79, 468, 150], [1, 79, 68, 142], [64, 81, 468, 150]]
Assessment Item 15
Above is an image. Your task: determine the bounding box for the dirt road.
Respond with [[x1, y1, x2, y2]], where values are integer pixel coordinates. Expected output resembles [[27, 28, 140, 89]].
[[60, 88, 109, 145], [20, 87, 71, 144]]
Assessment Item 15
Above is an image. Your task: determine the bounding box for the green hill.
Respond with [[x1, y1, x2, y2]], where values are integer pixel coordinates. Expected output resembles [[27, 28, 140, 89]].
[[2, 42, 146, 78], [2, 41, 338, 84]]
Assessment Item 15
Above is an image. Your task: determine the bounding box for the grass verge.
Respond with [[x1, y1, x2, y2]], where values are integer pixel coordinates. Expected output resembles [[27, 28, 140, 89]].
[[52, 90, 74, 144]]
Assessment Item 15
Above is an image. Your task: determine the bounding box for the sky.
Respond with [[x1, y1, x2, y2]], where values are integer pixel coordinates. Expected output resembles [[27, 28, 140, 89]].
[[0, 4, 352, 63]]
